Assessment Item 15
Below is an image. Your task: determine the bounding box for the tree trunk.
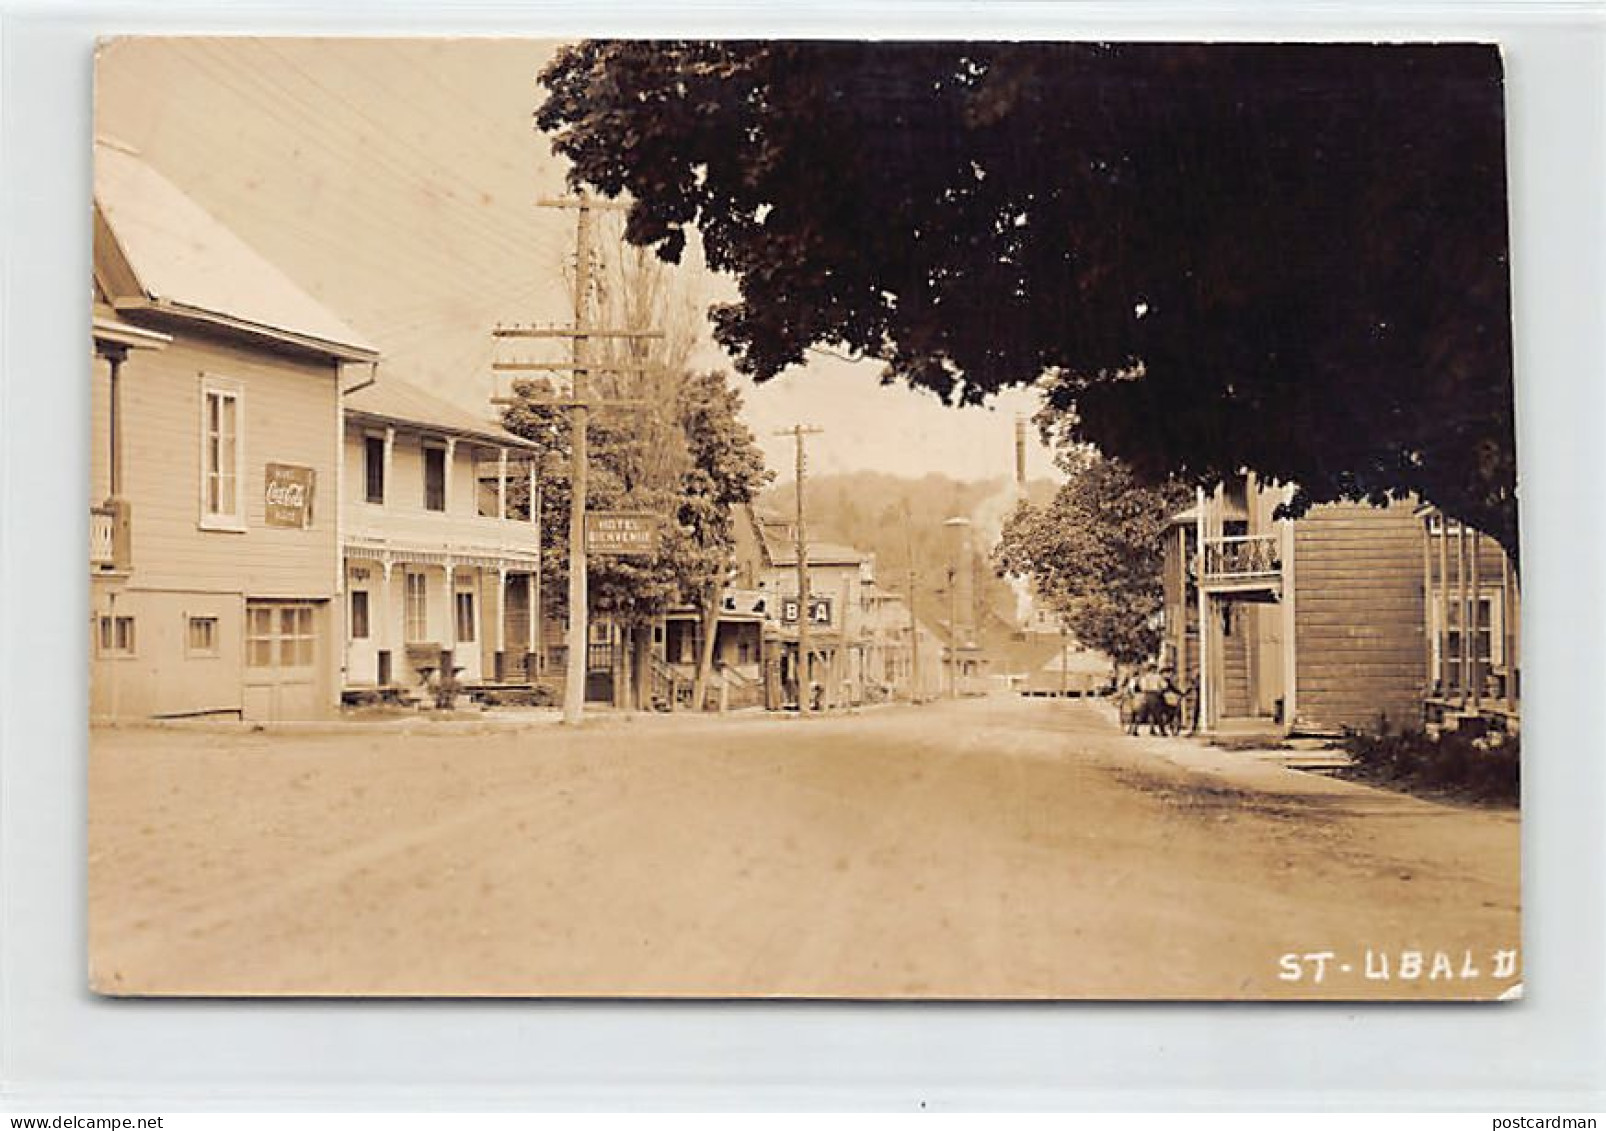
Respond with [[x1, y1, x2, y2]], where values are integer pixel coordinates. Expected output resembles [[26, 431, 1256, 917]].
[[691, 584, 721, 712], [618, 622, 635, 711], [632, 624, 652, 712]]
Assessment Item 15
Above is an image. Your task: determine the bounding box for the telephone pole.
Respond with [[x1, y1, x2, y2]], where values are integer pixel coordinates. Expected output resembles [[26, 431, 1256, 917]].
[[776, 425, 823, 712], [490, 191, 657, 726], [902, 504, 921, 704]]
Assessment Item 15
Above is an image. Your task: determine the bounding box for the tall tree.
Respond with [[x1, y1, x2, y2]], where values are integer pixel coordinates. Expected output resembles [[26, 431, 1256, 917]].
[[501, 209, 770, 706], [993, 452, 1190, 667], [537, 41, 1517, 562], [677, 370, 773, 707]]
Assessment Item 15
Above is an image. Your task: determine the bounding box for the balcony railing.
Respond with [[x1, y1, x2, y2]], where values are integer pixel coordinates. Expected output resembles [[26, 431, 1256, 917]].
[[1200, 533, 1282, 585], [90, 499, 131, 572]]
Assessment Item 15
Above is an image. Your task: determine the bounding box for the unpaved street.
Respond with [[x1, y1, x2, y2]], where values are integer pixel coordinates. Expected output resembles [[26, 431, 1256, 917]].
[[89, 696, 1520, 999]]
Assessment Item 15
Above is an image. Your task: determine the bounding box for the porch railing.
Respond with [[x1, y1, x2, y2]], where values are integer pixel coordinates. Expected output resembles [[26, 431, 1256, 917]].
[[90, 499, 131, 571], [1200, 533, 1281, 584]]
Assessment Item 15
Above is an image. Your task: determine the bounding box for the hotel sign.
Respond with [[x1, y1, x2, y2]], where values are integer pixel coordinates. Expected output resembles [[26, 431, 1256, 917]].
[[585, 511, 659, 556], [264, 463, 315, 528]]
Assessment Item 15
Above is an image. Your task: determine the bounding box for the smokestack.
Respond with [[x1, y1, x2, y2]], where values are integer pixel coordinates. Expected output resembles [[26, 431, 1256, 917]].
[[1014, 416, 1027, 489]]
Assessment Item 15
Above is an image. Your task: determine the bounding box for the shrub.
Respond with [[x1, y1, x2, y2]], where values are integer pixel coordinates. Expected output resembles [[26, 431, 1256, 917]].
[[1341, 724, 1519, 805], [481, 684, 560, 708]]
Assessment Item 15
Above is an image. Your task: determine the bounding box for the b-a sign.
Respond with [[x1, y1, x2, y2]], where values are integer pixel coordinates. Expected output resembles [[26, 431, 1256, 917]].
[[781, 596, 833, 626], [585, 511, 660, 556]]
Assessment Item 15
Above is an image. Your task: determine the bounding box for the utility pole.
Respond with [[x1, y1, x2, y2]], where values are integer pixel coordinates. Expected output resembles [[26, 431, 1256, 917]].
[[902, 503, 920, 704], [490, 192, 657, 726], [776, 425, 823, 712], [562, 197, 595, 726], [943, 515, 971, 699]]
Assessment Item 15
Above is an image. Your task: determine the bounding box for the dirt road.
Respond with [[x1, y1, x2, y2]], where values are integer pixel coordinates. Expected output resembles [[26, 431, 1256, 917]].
[[88, 696, 1520, 999]]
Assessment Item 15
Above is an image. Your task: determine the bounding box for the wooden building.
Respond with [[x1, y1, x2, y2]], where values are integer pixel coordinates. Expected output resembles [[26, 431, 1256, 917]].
[[857, 582, 945, 703], [661, 591, 768, 710], [1419, 508, 1521, 733], [752, 512, 873, 708], [339, 377, 547, 700], [91, 141, 380, 721], [1162, 473, 1427, 736]]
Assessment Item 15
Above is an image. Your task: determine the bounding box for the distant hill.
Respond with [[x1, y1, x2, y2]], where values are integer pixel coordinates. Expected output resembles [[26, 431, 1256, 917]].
[[759, 470, 1062, 636]]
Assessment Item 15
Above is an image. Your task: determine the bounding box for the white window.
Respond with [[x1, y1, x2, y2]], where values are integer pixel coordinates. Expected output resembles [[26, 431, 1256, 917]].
[[97, 615, 135, 657], [1431, 591, 1504, 693], [199, 376, 245, 530], [405, 572, 429, 642], [455, 590, 476, 644], [186, 615, 219, 657]]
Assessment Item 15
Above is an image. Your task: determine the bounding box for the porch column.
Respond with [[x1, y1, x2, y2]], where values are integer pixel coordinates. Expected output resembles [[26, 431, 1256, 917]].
[[1421, 517, 1435, 697], [497, 448, 509, 520], [106, 350, 125, 499], [1279, 500, 1298, 734], [1506, 551, 1520, 712], [495, 565, 507, 660], [1466, 524, 1480, 714], [381, 556, 395, 683], [1437, 517, 1451, 698], [1456, 523, 1470, 711], [1194, 487, 1210, 731], [443, 437, 458, 516], [530, 465, 543, 675], [382, 427, 395, 508], [444, 558, 457, 658]]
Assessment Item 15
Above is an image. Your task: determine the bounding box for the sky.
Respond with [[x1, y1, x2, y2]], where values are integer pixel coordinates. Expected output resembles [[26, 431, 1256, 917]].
[[93, 37, 1057, 485]]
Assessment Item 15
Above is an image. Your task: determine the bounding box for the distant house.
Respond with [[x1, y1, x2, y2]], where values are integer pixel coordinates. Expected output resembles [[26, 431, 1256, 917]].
[[339, 376, 545, 699], [91, 140, 380, 721], [661, 590, 768, 710], [858, 581, 945, 702], [1162, 473, 1428, 735]]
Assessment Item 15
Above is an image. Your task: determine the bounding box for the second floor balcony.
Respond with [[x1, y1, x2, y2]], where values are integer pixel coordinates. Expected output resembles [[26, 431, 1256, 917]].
[[343, 502, 542, 567], [1199, 533, 1283, 592]]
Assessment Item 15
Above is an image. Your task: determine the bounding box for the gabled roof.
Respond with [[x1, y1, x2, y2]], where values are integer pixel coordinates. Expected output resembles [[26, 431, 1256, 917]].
[[345, 376, 538, 450], [764, 538, 866, 568], [93, 140, 379, 363]]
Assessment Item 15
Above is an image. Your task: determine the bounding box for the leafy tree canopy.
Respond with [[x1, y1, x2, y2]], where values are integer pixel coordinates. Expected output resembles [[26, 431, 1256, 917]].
[[501, 368, 770, 626], [993, 452, 1190, 667], [537, 41, 1517, 560]]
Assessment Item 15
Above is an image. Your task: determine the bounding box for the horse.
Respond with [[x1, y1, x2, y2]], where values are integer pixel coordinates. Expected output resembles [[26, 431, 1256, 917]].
[[1124, 687, 1185, 737]]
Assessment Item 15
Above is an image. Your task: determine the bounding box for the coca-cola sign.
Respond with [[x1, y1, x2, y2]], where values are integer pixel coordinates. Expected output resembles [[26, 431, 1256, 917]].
[[264, 462, 315, 528]]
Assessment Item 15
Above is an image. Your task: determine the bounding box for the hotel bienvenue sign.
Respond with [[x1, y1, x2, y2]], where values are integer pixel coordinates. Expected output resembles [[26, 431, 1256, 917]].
[[584, 511, 660, 556]]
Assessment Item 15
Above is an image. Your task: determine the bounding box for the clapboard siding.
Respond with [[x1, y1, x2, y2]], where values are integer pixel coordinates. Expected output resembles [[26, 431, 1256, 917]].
[[1294, 501, 1425, 732], [118, 329, 340, 598]]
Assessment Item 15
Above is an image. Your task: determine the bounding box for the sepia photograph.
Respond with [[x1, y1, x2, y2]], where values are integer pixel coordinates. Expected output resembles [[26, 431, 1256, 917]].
[[87, 37, 1520, 1000]]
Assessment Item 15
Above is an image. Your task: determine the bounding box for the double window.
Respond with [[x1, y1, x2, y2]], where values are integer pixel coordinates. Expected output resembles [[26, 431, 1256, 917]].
[[200, 377, 244, 529], [97, 615, 136, 657], [1435, 593, 1504, 693], [455, 590, 476, 644], [247, 603, 315, 669], [405, 572, 429, 641]]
